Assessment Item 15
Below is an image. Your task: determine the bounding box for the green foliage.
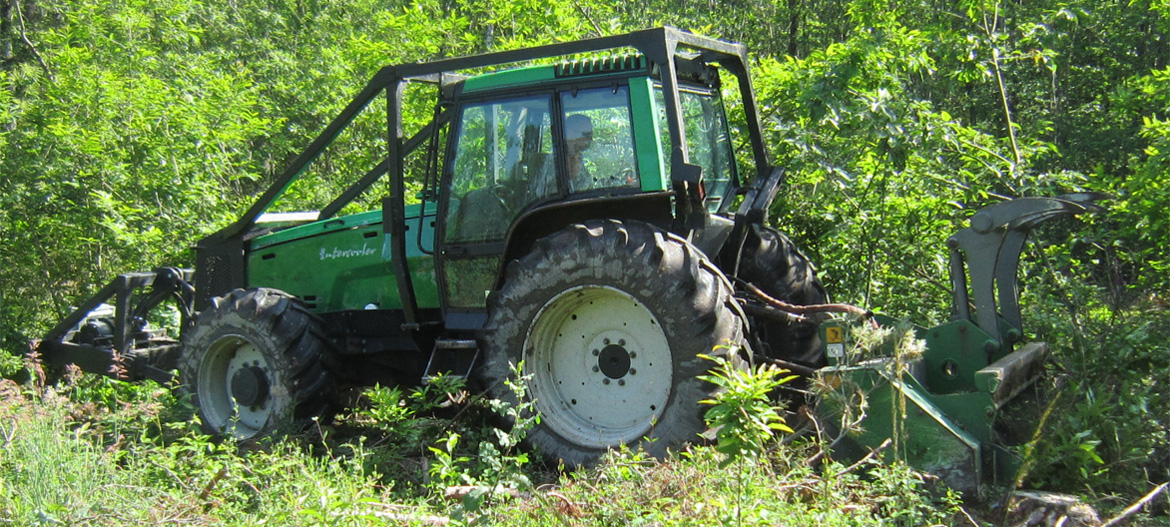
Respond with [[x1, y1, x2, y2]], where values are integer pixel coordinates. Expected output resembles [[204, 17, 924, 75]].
[[1, 0, 1167, 510], [482, 445, 963, 526], [1112, 65, 1170, 285], [1020, 277, 1170, 493], [698, 350, 795, 467], [359, 374, 467, 452], [756, 18, 1007, 323], [0, 348, 23, 379], [0, 374, 421, 525], [350, 365, 538, 523], [865, 462, 964, 527], [0, 372, 967, 526], [698, 348, 797, 527], [428, 362, 537, 523]]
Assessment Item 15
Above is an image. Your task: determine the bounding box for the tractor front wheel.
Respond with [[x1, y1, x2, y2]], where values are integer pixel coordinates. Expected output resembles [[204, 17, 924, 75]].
[[180, 288, 334, 440], [479, 220, 746, 467]]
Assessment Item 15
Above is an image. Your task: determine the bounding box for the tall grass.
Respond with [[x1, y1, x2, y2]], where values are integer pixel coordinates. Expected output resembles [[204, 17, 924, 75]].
[[0, 366, 961, 527], [0, 378, 427, 526]]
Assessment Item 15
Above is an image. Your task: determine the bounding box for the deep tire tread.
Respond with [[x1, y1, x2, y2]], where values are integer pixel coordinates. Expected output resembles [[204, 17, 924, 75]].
[[180, 287, 335, 439], [739, 225, 829, 367], [479, 220, 746, 468]]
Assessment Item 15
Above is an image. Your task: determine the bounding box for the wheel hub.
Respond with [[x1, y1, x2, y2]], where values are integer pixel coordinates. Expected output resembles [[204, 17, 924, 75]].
[[198, 337, 274, 437], [230, 365, 270, 407], [597, 343, 632, 379]]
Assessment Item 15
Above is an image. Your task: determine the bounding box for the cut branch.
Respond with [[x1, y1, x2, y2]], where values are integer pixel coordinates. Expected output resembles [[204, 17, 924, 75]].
[[830, 438, 892, 477], [743, 282, 876, 326], [1099, 482, 1169, 527]]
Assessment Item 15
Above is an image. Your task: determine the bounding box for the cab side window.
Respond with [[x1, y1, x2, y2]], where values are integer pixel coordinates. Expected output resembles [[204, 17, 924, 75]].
[[560, 86, 638, 192], [653, 86, 737, 212]]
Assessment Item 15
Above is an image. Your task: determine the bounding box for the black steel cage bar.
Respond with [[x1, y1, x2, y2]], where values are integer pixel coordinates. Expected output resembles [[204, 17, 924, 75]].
[[196, 27, 770, 312]]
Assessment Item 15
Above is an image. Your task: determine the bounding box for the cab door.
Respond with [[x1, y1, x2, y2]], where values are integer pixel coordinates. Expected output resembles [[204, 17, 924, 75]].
[[436, 94, 558, 328]]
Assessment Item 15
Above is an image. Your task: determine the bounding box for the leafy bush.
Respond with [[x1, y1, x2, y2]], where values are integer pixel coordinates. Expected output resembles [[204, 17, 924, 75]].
[[699, 350, 796, 467], [1022, 281, 1170, 493]]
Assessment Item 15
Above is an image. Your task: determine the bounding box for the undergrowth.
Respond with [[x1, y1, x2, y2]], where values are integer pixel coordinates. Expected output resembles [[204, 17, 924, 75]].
[[1005, 227, 1170, 501], [6, 313, 1166, 526], [0, 357, 973, 527]]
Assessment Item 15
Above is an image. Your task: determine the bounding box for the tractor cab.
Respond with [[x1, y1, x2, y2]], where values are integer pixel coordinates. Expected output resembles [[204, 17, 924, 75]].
[[435, 56, 744, 320]]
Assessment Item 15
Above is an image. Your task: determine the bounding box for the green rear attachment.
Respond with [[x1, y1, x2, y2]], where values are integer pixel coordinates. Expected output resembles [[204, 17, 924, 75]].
[[816, 320, 1046, 492]]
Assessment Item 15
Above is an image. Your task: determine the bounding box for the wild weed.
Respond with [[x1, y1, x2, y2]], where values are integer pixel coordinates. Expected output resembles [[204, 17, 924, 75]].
[[698, 347, 795, 526]]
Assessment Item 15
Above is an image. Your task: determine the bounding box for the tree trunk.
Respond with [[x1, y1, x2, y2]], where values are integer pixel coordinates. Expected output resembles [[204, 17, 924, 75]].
[[786, 0, 799, 57], [2, 0, 14, 62]]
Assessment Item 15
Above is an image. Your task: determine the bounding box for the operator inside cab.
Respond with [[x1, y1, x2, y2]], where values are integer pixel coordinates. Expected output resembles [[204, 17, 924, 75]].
[[561, 87, 638, 193], [564, 113, 594, 191]]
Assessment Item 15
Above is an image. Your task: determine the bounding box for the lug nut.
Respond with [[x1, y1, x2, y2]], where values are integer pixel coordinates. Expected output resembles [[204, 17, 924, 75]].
[[592, 366, 599, 372], [603, 378, 610, 385], [618, 379, 625, 386], [619, 339, 625, 346], [629, 368, 637, 375], [592, 349, 600, 356], [604, 338, 611, 345], [629, 352, 637, 359]]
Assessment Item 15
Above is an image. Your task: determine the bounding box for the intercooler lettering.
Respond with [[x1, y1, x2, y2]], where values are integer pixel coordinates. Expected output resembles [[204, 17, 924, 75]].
[[319, 243, 377, 260]]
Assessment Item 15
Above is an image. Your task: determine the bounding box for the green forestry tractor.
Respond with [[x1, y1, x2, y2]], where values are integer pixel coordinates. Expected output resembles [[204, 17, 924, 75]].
[[36, 27, 1103, 490]]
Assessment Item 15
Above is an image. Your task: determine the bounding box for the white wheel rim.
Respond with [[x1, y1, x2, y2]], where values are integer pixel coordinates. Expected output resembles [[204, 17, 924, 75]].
[[525, 285, 672, 447], [198, 335, 275, 438]]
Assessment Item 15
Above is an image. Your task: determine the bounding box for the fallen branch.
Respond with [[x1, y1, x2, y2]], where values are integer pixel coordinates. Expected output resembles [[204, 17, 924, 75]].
[[743, 282, 876, 327], [958, 505, 982, 527], [1099, 482, 1169, 527], [831, 438, 892, 478], [198, 467, 228, 512]]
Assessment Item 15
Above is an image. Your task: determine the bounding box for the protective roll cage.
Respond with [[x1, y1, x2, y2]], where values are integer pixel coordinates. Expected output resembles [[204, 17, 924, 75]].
[[194, 27, 779, 325]]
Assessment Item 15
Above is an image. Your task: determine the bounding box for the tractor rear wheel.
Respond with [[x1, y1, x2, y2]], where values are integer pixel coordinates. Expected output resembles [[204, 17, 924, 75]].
[[479, 220, 746, 467], [180, 288, 334, 440], [739, 225, 828, 367]]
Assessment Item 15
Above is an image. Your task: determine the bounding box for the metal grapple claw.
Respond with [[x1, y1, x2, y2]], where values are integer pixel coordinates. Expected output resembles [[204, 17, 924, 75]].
[[947, 193, 1108, 354]]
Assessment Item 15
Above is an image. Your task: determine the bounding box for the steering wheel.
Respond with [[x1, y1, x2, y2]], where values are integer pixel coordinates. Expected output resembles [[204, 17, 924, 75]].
[[488, 184, 515, 210], [491, 176, 533, 210]]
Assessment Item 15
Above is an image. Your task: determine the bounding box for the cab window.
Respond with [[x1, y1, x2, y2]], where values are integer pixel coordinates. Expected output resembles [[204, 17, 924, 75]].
[[560, 86, 638, 192], [445, 95, 556, 244], [654, 86, 737, 212]]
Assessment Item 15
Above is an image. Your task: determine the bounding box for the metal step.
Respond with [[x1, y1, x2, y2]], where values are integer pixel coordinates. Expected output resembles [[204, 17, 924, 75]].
[[422, 339, 479, 382]]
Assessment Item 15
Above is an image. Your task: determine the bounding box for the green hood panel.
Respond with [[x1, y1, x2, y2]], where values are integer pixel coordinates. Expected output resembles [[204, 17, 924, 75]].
[[247, 205, 439, 312]]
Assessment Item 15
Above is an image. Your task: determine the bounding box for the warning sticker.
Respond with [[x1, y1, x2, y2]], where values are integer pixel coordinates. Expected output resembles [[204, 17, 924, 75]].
[[825, 326, 844, 344]]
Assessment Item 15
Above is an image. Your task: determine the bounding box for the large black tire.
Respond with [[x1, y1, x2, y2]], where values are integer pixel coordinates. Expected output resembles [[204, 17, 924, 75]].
[[739, 225, 828, 368], [479, 219, 746, 467], [180, 288, 334, 440]]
